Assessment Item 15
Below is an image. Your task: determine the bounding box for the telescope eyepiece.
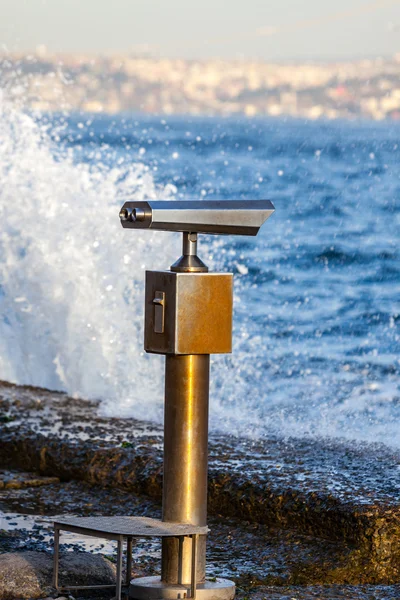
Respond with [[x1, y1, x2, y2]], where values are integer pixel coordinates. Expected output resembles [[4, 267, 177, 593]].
[[132, 207, 147, 222], [120, 204, 152, 226], [119, 208, 129, 221]]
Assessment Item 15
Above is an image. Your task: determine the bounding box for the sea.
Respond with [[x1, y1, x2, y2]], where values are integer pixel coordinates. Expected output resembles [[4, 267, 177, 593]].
[[0, 100, 399, 446]]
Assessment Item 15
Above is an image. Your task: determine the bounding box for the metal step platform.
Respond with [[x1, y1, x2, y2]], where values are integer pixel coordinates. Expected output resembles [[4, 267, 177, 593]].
[[53, 516, 209, 600]]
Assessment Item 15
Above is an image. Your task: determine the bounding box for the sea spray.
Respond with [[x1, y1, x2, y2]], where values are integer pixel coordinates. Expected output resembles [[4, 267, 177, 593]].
[[0, 99, 178, 421]]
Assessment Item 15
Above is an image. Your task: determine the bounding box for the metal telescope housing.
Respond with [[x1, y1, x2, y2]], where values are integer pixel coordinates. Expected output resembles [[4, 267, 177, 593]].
[[121, 198, 275, 600], [119, 199, 275, 236]]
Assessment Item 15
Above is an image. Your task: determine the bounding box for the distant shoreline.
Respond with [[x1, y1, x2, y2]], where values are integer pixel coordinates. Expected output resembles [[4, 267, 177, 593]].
[[2, 52, 400, 121]]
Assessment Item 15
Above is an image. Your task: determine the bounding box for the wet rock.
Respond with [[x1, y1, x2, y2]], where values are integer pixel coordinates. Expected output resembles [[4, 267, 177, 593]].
[[0, 470, 59, 490], [1, 381, 400, 584], [0, 551, 115, 599], [0, 479, 394, 588], [0, 480, 399, 593], [235, 585, 400, 599]]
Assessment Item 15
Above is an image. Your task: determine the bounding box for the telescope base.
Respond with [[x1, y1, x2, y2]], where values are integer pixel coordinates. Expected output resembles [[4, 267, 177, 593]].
[[129, 576, 235, 600]]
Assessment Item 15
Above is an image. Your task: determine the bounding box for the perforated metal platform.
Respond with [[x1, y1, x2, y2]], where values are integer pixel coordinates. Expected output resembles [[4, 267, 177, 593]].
[[54, 515, 209, 537]]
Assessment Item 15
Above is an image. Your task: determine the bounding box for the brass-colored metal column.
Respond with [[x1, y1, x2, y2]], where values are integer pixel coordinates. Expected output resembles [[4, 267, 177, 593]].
[[161, 353, 210, 584], [121, 199, 274, 600]]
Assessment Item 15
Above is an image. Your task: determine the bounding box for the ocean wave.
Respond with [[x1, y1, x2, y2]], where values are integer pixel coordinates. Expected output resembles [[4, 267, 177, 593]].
[[0, 105, 398, 447]]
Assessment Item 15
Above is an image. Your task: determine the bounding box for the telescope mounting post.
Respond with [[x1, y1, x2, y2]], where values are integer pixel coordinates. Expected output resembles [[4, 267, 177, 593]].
[[120, 200, 275, 600]]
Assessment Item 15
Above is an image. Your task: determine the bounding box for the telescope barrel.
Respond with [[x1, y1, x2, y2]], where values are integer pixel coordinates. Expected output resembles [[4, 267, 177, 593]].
[[119, 200, 275, 236]]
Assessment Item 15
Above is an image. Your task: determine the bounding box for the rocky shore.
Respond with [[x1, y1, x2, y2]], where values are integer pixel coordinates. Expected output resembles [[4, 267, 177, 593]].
[[0, 380, 399, 599]]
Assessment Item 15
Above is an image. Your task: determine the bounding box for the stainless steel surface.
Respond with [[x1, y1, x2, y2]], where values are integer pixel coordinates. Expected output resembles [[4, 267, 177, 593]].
[[191, 534, 198, 599], [132, 207, 147, 222], [53, 516, 209, 537], [162, 354, 210, 585], [119, 208, 129, 221], [145, 271, 233, 355], [116, 537, 123, 600], [120, 200, 275, 236], [129, 576, 236, 600], [56, 585, 116, 590], [183, 232, 198, 256], [170, 253, 208, 272], [171, 232, 208, 273], [127, 537, 133, 586], [53, 526, 59, 589], [120, 204, 152, 223]]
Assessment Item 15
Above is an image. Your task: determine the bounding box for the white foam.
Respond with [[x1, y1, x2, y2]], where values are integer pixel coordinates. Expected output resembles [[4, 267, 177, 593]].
[[0, 99, 177, 421]]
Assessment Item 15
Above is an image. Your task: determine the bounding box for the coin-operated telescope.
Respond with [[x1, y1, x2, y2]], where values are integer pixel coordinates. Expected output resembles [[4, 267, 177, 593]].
[[120, 200, 275, 600]]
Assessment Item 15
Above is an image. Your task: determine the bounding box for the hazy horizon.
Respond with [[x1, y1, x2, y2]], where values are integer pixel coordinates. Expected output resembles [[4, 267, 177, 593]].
[[1, 0, 400, 61], [2, 48, 399, 64]]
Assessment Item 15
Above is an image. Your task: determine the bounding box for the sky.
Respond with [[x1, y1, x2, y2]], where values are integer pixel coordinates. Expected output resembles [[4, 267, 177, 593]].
[[1, 0, 400, 61]]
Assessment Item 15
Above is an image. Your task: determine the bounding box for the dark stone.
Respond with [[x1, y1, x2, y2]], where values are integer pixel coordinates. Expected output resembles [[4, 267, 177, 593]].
[[0, 551, 115, 599], [0, 381, 399, 584], [235, 585, 400, 599], [0, 470, 59, 490]]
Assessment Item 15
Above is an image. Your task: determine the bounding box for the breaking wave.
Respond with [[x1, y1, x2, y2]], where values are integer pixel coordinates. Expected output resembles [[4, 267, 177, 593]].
[[0, 99, 399, 447]]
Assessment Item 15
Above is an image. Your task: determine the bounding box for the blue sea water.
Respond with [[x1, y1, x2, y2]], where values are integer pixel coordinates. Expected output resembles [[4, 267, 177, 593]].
[[0, 105, 399, 446]]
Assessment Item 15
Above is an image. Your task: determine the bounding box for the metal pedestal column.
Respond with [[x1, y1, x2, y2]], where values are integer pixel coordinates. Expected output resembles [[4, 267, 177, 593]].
[[121, 201, 275, 600], [163, 236, 209, 586], [161, 354, 209, 584], [130, 233, 235, 600]]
